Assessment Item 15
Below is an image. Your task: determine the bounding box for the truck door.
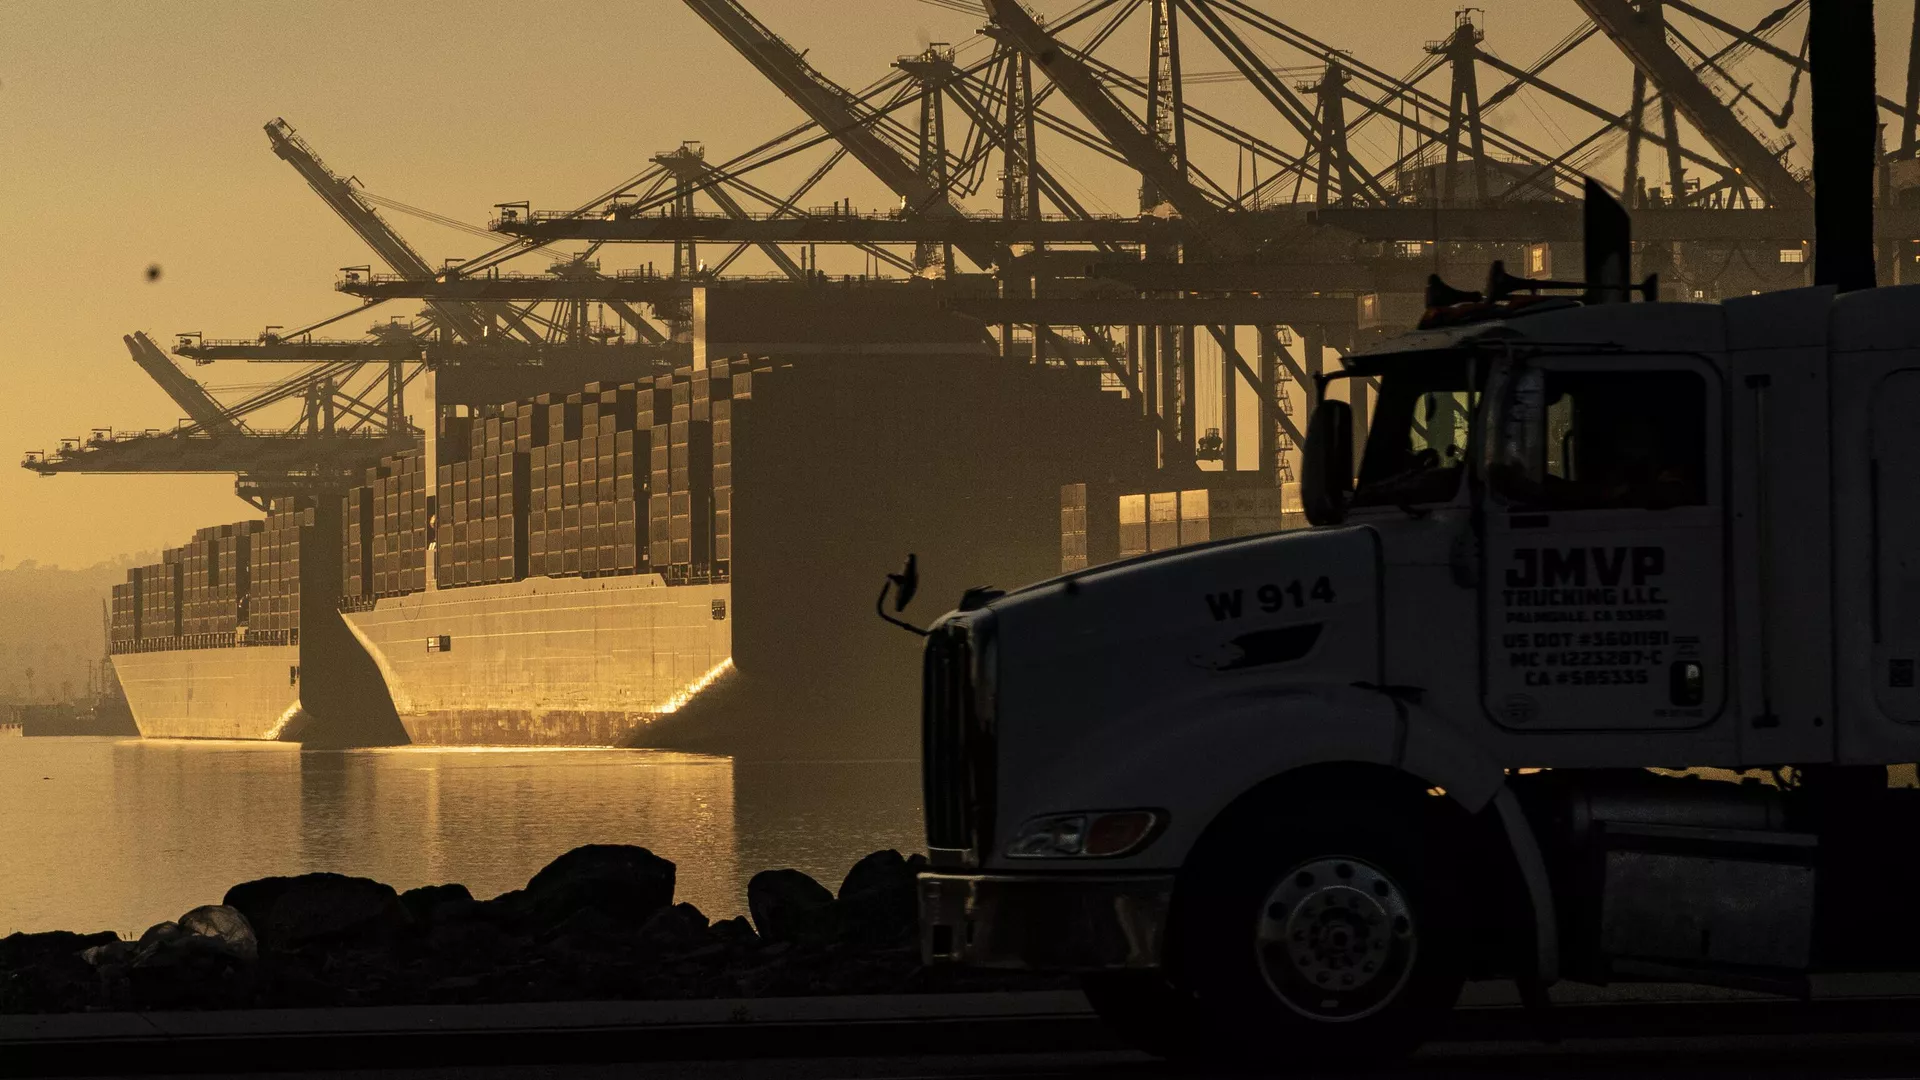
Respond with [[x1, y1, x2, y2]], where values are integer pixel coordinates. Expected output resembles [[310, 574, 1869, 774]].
[[1871, 369, 1920, 721], [1482, 357, 1726, 731]]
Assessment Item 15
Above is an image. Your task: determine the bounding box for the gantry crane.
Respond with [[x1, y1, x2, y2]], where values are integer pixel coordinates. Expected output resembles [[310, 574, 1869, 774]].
[[265, 119, 547, 344], [677, 0, 1168, 431], [24, 333, 417, 507], [1575, 0, 1812, 208], [122, 332, 241, 436], [47, 0, 1919, 506], [679, 0, 1000, 270], [493, 0, 1876, 472], [652, 142, 806, 282]]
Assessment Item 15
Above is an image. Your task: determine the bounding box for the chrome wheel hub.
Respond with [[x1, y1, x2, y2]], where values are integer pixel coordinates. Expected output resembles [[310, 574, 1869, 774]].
[[1255, 855, 1415, 1021]]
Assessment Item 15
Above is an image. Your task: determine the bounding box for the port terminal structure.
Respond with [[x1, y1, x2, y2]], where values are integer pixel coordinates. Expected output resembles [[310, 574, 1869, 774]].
[[25, 0, 1920, 500]]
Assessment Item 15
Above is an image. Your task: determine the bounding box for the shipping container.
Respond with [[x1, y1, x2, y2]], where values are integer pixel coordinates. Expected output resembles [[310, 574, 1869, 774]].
[[1148, 490, 1180, 553], [1119, 494, 1149, 559]]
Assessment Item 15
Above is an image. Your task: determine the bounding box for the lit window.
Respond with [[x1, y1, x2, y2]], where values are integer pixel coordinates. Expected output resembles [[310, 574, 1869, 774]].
[[1779, 248, 1805, 264], [1693, 289, 1706, 299]]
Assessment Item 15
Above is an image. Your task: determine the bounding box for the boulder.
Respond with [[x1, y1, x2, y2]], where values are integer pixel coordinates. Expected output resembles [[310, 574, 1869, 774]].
[[746, 869, 835, 946], [538, 905, 632, 953], [0, 930, 121, 973], [834, 850, 922, 945], [127, 931, 253, 1010], [399, 883, 473, 924], [178, 905, 258, 964], [225, 873, 408, 952], [635, 902, 713, 956], [222, 877, 296, 936], [425, 917, 521, 973], [709, 915, 759, 949], [0, 930, 121, 1013], [80, 939, 131, 969], [136, 921, 184, 951], [521, 845, 676, 929]]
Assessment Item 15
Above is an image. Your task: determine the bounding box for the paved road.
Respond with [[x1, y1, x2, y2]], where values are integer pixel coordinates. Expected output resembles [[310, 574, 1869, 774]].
[[20, 984, 1920, 1079], [66, 1044, 1920, 1080]]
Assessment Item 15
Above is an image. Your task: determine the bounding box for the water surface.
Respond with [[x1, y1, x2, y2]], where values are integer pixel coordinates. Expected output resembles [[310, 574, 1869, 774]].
[[0, 737, 922, 936]]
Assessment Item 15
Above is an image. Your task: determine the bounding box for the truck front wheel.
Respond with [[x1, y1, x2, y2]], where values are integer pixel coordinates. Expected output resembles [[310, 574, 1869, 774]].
[[1171, 794, 1469, 1065]]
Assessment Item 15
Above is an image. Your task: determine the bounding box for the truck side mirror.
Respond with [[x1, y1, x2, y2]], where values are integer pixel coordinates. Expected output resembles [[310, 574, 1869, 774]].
[[876, 554, 929, 637], [1302, 399, 1354, 526], [890, 553, 919, 612]]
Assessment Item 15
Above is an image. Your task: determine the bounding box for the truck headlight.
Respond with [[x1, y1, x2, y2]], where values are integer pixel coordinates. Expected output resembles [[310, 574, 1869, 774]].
[[1004, 809, 1161, 858]]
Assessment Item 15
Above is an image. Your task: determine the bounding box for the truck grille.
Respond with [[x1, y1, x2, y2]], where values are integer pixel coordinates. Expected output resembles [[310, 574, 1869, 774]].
[[922, 619, 984, 853]]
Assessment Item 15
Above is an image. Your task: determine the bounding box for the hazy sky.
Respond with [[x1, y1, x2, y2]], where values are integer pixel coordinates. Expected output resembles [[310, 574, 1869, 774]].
[[2, 0, 1911, 567]]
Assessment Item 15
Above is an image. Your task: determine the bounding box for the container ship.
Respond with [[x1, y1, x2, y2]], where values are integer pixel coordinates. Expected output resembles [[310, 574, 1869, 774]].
[[103, 284, 1287, 756], [108, 510, 303, 741]]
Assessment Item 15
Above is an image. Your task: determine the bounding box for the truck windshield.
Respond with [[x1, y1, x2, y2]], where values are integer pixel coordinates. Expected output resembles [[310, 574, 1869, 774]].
[[1350, 361, 1477, 508]]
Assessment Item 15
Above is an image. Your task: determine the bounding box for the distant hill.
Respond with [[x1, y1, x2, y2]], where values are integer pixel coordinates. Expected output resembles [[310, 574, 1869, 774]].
[[0, 554, 153, 705]]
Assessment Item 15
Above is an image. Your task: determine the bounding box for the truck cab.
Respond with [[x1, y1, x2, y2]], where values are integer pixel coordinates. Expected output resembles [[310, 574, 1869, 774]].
[[916, 278, 1920, 1063]]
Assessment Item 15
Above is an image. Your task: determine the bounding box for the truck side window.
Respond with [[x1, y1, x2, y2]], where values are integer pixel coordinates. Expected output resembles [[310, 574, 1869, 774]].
[[1353, 369, 1477, 508], [1518, 370, 1707, 509]]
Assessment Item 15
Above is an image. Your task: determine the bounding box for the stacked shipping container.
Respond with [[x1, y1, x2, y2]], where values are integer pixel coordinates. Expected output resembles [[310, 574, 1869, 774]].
[[249, 498, 314, 641], [528, 383, 642, 580], [535, 392, 582, 577], [440, 413, 528, 586], [1065, 477, 1294, 571], [710, 358, 741, 580], [109, 509, 294, 651], [344, 475, 377, 602], [341, 448, 431, 599], [110, 582, 136, 646], [132, 555, 182, 644], [385, 452, 429, 596], [179, 522, 259, 639], [423, 372, 745, 591]]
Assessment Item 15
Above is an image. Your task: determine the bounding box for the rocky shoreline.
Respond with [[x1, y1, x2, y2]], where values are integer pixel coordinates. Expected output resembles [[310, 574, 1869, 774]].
[[0, 847, 1063, 1013]]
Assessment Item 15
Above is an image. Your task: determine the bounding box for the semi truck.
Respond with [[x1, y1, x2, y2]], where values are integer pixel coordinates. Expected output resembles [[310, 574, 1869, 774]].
[[905, 186, 1920, 1062]]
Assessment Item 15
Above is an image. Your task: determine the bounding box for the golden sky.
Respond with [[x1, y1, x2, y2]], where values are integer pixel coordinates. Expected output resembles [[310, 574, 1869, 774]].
[[1, 0, 1910, 567]]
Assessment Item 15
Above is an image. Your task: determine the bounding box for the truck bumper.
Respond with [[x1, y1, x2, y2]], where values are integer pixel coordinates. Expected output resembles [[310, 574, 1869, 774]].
[[918, 871, 1174, 971]]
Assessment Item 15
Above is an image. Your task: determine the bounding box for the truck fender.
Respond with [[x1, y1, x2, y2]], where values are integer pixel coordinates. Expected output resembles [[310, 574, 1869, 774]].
[[1490, 783, 1559, 984], [1391, 698, 1505, 812], [1386, 698, 1556, 981]]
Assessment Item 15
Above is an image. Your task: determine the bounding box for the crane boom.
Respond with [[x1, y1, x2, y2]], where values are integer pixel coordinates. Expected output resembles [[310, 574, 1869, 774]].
[[1574, 0, 1811, 208], [982, 0, 1246, 257], [264, 119, 528, 342], [677, 0, 999, 268], [24, 430, 408, 483], [124, 333, 241, 435]]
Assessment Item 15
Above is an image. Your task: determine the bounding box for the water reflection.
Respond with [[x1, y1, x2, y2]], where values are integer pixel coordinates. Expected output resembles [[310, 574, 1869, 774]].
[[0, 738, 921, 937], [733, 759, 925, 894]]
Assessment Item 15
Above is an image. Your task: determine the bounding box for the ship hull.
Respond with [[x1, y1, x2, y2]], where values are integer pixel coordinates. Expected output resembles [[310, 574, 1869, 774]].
[[342, 575, 731, 746], [110, 645, 302, 740]]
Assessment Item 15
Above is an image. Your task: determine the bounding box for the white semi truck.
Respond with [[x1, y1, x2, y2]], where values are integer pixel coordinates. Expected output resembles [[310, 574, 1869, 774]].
[[904, 194, 1920, 1062]]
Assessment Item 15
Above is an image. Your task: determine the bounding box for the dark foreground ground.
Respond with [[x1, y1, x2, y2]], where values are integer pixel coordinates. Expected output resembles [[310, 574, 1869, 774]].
[[15, 979, 1920, 1079]]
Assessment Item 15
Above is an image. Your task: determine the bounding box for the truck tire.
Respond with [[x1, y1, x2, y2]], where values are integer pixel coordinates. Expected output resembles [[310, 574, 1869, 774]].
[[1171, 793, 1470, 1066]]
